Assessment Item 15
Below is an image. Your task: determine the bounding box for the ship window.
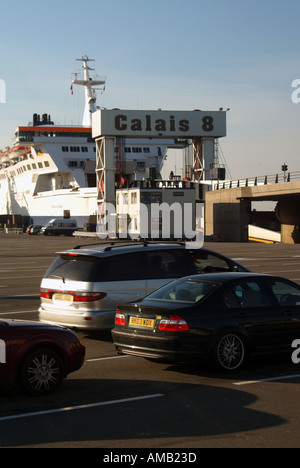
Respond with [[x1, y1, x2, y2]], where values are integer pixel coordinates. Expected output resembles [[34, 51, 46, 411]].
[[70, 146, 80, 152], [131, 192, 137, 204], [125, 147, 131, 153], [68, 161, 78, 167], [27, 165, 31, 170], [143, 148, 150, 153], [81, 147, 88, 152], [62, 146, 69, 152], [137, 161, 145, 171], [44, 161, 50, 167], [38, 162, 43, 168], [32, 163, 37, 169]]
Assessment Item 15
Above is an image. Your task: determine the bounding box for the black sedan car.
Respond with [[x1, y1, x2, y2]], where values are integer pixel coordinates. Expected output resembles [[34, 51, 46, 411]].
[[112, 272, 300, 372]]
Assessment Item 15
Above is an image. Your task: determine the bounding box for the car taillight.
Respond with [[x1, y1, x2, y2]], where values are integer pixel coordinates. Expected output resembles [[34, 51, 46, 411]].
[[40, 289, 106, 302], [158, 315, 189, 332], [40, 289, 52, 299], [73, 292, 106, 302], [115, 309, 125, 326]]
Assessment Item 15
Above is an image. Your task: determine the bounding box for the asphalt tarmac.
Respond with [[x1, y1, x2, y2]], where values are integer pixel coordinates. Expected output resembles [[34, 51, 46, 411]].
[[1, 234, 300, 449]]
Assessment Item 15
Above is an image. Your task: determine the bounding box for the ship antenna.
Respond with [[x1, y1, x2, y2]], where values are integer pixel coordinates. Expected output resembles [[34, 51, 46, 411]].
[[72, 55, 106, 126]]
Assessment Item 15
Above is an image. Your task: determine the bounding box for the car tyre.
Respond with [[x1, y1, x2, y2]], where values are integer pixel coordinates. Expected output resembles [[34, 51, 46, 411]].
[[213, 333, 246, 372], [19, 348, 64, 396]]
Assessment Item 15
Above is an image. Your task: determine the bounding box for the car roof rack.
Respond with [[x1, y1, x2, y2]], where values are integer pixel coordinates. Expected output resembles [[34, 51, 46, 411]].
[[73, 240, 186, 251]]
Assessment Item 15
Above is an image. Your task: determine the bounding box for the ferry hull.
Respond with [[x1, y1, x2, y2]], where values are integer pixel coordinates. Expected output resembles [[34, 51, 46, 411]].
[[0, 176, 97, 226]]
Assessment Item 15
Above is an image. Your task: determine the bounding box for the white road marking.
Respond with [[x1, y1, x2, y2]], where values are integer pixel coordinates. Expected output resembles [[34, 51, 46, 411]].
[[0, 267, 46, 272], [0, 310, 38, 316], [0, 294, 40, 299], [234, 374, 300, 386], [0, 393, 165, 422], [86, 355, 131, 362], [0, 276, 43, 280]]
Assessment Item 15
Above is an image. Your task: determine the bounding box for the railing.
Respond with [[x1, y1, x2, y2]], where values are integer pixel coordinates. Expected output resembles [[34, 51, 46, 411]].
[[5, 228, 23, 234], [212, 171, 300, 190]]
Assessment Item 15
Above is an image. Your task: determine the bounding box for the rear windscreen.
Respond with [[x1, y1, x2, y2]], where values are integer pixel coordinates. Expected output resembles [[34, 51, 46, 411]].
[[44, 252, 146, 283], [44, 255, 104, 282]]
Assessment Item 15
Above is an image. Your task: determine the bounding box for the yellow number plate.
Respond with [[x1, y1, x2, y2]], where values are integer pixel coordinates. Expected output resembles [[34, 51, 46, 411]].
[[129, 317, 155, 328], [53, 293, 73, 302]]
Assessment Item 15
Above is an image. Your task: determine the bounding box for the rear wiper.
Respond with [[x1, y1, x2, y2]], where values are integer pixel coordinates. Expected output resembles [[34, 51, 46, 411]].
[[48, 275, 66, 283]]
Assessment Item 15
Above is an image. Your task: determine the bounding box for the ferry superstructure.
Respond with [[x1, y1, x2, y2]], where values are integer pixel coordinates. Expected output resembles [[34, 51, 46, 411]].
[[0, 56, 183, 228]]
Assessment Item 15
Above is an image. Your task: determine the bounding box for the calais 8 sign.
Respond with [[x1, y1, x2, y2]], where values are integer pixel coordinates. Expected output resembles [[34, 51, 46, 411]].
[[92, 109, 226, 139]]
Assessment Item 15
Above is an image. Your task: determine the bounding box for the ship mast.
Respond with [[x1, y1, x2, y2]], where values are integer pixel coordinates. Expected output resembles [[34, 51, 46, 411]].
[[72, 55, 106, 126]]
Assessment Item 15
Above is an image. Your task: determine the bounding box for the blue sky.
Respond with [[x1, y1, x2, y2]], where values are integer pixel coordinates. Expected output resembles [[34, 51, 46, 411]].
[[1, 0, 300, 179]]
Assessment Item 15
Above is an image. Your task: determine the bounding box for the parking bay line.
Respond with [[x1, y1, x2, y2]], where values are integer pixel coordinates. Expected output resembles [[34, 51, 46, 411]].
[[234, 374, 300, 386], [86, 355, 131, 362], [0, 268, 46, 272], [0, 310, 39, 316], [0, 393, 165, 423], [0, 294, 40, 299]]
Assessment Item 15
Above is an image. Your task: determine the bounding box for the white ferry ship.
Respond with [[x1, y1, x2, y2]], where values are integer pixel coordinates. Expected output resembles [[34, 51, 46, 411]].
[[0, 56, 187, 229]]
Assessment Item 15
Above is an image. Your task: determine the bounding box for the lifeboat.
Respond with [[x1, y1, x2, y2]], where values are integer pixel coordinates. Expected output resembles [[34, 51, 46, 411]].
[[9, 145, 30, 162], [0, 149, 10, 165]]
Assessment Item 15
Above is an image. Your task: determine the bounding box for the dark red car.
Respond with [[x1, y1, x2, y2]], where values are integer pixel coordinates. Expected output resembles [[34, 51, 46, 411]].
[[25, 225, 34, 234], [0, 319, 85, 395]]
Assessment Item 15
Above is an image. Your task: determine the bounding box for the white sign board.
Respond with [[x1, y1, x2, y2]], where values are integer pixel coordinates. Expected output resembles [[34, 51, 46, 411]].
[[92, 109, 226, 139]]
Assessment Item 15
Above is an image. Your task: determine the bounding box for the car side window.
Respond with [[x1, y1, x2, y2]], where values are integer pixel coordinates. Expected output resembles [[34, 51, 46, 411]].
[[224, 281, 272, 309], [223, 289, 241, 309], [189, 250, 230, 274], [267, 280, 300, 306], [102, 252, 145, 281], [145, 250, 193, 279]]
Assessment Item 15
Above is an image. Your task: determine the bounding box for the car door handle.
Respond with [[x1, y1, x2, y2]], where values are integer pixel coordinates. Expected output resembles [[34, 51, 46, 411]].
[[283, 310, 294, 316]]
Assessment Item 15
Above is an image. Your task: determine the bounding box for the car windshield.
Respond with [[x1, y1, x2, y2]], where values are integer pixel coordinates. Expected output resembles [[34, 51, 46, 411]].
[[146, 278, 220, 304]]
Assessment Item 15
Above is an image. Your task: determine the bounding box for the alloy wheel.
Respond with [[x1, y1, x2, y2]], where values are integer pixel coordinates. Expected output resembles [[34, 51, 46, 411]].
[[216, 333, 245, 371], [20, 348, 64, 396]]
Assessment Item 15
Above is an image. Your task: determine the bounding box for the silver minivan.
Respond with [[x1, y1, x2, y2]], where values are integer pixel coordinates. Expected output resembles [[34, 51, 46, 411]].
[[39, 242, 248, 330]]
